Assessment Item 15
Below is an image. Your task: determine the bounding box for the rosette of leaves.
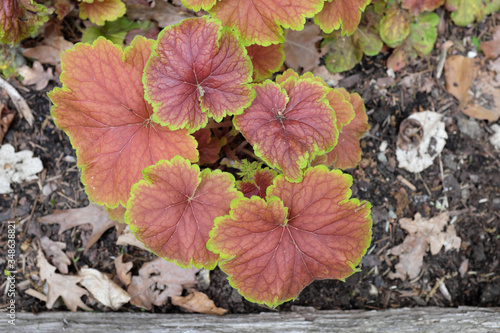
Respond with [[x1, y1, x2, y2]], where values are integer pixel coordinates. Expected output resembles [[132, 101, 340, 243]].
[[49, 16, 373, 308], [143, 16, 255, 132]]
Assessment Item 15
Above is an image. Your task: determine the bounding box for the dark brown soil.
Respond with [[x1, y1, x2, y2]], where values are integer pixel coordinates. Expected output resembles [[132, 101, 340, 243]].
[[1, 12, 499, 315]]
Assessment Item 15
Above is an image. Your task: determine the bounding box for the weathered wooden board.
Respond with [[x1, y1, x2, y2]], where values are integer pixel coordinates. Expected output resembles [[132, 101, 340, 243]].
[[7, 306, 500, 332]]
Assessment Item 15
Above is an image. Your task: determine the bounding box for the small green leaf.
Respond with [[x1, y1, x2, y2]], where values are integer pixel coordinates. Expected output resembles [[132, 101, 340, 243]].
[[82, 17, 140, 45], [322, 32, 363, 73], [380, 6, 411, 48], [409, 12, 439, 56], [355, 26, 384, 56], [471, 36, 482, 52]]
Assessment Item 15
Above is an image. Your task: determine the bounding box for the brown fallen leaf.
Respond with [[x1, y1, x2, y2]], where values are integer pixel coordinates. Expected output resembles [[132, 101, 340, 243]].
[[171, 291, 228, 315], [125, 0, 193, 28], [461, 68, 500, 122], [0, 103, 15, 142], [79, 267, 131, 310], [40, 236, 71, 274], [116, 226, 151, 252], [444, 55, 477, 105], [312, 66, 344, 86], [36, 248, 91, 311], [114, 254, 133, 286], [38, 204, 119, 252], [17, 61, 55, 91], [481, 26, 500, 59], [388, 212, 461, 281], [445, 55, 500, 122], [0, 77, 33, 126], [23, 34, 74, 67], [127, 257, 198, 310], [284, 23, 323, 72]]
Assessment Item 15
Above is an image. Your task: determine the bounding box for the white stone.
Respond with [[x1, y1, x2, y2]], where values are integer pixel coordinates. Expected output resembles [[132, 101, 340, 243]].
[[396, 111, 448, 173], [0, 144, 44, 194]]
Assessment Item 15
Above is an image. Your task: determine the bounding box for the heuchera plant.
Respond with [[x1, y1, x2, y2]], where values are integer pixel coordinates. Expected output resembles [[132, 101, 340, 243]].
[[49, 8, 374, 307]]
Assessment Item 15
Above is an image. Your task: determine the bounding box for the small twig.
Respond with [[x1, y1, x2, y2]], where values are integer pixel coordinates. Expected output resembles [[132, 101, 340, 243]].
[[438, 154, 449, 212], [418, 172, 432, 196], [23, 193, 39, 234], [397, 175, 417, 192], [0, 77, 34, 126], [426, 276, 445, 302]]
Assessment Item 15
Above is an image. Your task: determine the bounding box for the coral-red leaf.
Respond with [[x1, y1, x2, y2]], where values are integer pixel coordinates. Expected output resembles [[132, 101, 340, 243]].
[[209, 166, 372, 307], [234, 72, 337, 182], [317, 90, 370, 169], [315, 0, 371, 35], [126, 156, 241, 269], [143, 17, 255, 132], [205, 0, 324, 46], [237, 168, 277, 199], [48, 37, 198, 208], [79, 0, 126, 26], [246, 44, 285, 81]]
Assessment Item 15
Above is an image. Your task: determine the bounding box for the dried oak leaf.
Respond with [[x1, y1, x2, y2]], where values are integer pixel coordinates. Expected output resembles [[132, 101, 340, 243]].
[[114, 254, 133, 286], [127, 257, 198, 310], [79, 267, 131, 310], [125, 0, 193, 28], [40, 236, 71, 274], [208, 166, 372, 307], [283, 23, 322, 73], [116, 226, 151, 252], [38, 204, 118, 252], [23, 35, 74, 66], [17, 61, 55, 91], [36, 248, 91, 311], [388, 212, 461, 281], [126, 156, 241, 269], [171, 291, 227, 315]]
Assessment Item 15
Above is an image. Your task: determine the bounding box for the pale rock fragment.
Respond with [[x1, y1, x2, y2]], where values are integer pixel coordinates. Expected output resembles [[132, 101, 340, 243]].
[[0, 144, 43, 194], [396, 111, 447, 173]]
